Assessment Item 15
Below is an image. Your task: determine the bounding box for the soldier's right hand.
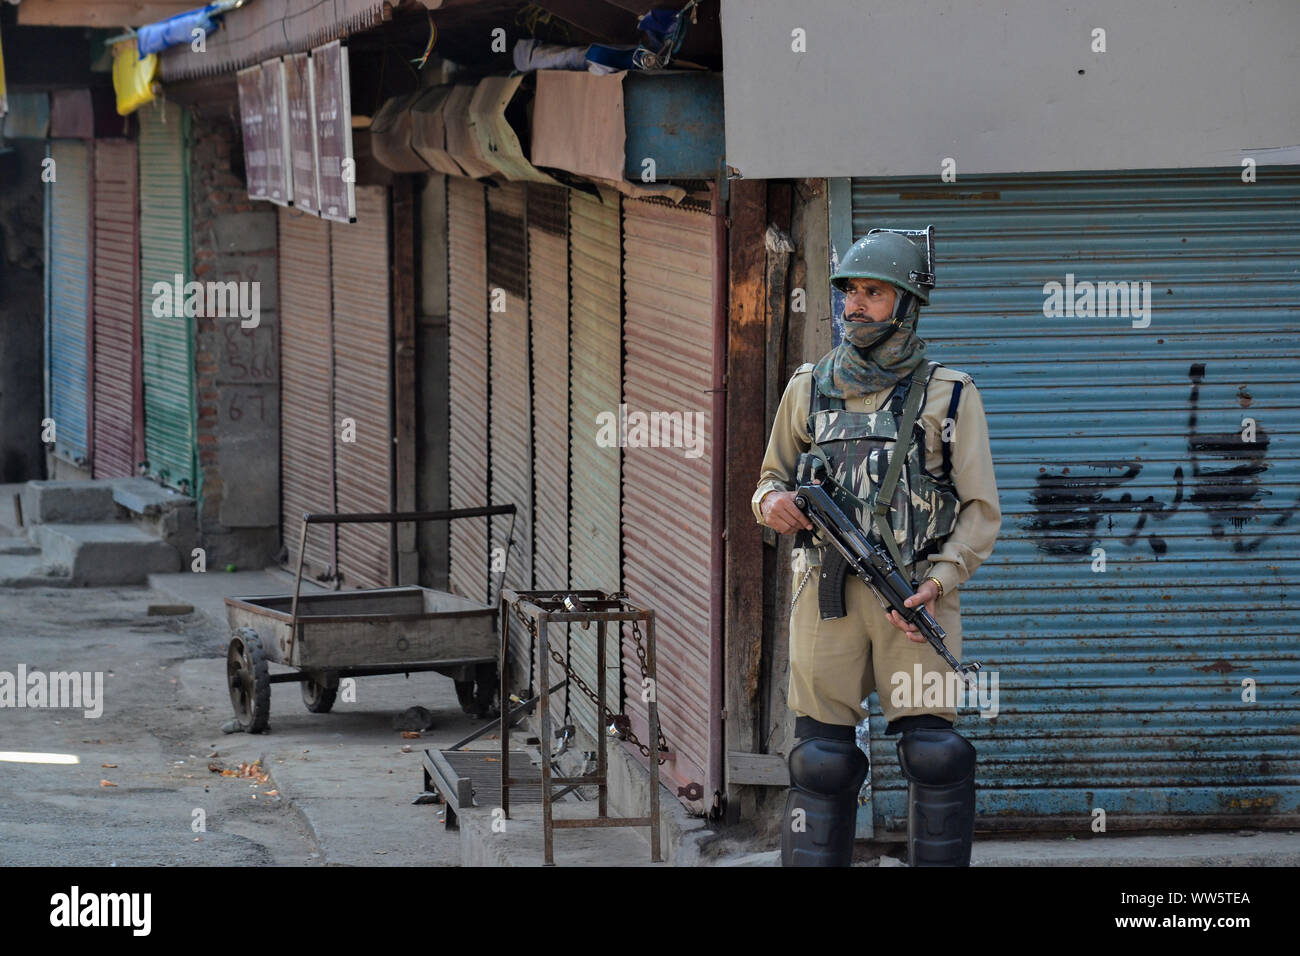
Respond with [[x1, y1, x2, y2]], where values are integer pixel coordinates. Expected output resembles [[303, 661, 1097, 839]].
[[761, 490, 815, 534]]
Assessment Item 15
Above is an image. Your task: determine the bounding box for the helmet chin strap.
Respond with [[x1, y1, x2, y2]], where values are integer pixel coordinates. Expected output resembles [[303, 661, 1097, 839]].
[[890, 290, 916, 328]]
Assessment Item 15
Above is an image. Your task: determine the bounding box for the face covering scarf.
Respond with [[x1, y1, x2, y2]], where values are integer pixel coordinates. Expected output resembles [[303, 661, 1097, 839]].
[[812, 306, 927, 399]]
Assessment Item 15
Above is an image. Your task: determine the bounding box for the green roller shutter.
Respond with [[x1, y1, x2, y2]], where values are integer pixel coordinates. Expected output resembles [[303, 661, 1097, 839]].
[[138, 103, 195, 492]]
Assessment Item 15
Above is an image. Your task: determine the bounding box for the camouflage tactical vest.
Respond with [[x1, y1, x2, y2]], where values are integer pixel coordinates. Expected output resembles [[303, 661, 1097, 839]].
[[804, 361, 960, 569]]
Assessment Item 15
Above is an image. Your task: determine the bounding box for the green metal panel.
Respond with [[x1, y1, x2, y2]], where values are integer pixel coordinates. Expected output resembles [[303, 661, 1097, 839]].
[[849, 167, 1300, 833], [138, 103, 195, 492]]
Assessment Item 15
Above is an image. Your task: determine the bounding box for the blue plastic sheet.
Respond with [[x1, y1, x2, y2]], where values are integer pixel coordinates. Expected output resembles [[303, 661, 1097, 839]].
[[137, 5, 221, 57]]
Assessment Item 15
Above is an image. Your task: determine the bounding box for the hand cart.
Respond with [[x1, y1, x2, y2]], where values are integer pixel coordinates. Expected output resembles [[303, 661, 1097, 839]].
[[223, 505, 515, 733]]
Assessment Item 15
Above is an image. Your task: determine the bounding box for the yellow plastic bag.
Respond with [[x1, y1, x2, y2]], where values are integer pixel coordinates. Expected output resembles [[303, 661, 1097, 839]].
[[112, 39, 159, 116]]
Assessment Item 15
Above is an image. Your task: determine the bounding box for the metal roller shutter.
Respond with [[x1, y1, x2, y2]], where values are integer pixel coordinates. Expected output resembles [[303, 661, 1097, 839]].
[[851, 168, 1300, 832], [567, 189, 623, 739], [528, 185, 572, 715], [331, 185, 393, 589], [447, 177, 490, 602], [46, 140, 92, 468], [528, 183, 569, 593], [91, 140, 141, 479], [278, 206, 336, 576], [138, 103, 195, 492], [620, 198, 718, 801], [487, 181, 534, 685]]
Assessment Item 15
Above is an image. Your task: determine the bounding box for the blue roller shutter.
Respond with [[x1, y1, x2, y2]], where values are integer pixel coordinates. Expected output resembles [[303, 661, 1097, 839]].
[[46, 140, 92, 467], [851, 167, 1300, 833]]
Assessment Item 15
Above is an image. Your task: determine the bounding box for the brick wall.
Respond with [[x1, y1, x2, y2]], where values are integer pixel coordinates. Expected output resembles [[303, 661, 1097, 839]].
[[188, 111, 280, 570]]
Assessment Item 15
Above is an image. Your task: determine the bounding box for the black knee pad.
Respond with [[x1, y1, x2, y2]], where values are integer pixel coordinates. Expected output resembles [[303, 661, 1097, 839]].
[[789, 736, 870, 795], [782, 729, 868, 868], [897, 727, 976, 786], [897, 727, 976, 867]]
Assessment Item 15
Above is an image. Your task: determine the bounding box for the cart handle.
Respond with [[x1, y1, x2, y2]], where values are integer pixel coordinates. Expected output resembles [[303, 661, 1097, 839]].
[[289, 505, 519, 627]]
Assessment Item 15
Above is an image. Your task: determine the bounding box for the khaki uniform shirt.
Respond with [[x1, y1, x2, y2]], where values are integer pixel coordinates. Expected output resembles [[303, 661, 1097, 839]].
[[752, 362, 1001, 596]]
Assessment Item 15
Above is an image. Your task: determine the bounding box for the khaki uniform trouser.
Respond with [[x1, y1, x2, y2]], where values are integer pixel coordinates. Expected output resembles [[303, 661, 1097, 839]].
[[788, 548, 962, 728]]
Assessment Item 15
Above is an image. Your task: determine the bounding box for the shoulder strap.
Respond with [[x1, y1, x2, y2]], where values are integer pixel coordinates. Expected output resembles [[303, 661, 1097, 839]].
[[941, 377, 964, 481], [871, 362, 932, 567]]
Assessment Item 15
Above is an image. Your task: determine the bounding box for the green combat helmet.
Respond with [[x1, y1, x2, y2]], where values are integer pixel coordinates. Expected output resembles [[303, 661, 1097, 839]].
[[831, 226, 936, 322]]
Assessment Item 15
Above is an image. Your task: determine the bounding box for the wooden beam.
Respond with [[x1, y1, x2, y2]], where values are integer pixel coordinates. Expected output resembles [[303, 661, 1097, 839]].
[[532, 0, 638, 44], [18, 1, 197, 28], [724, 177, 767, 822], [727, 751, 789, 787]]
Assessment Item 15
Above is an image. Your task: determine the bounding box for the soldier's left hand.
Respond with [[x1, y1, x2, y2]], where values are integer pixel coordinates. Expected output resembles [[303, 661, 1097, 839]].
[[887, 579, 939, 643]]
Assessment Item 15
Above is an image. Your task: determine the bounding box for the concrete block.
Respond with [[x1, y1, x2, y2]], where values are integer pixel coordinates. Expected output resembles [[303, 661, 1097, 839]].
[[23, 480, 117, 523], [33, 523, 180, 585], [111, 477, 194, 516]]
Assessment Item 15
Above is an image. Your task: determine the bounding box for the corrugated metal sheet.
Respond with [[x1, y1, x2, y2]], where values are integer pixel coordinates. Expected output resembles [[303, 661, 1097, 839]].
[[47, 139, 92, 467], [527, 184, 573, 719], [621, 197, 717, 797], [91, 139, 140, 478], [158, 0, 387, 82], [447, 177, 491, 603], [851, 168, 1300, 831], [278, 206, 336, 575], [568, 189, 623, 738], [331, 185, 393, 589], [488, 182, 534, 680], [138, 103, 195, 492]]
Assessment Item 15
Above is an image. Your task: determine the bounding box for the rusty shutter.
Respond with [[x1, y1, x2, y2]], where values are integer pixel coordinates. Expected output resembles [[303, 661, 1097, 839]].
[[487, 181, 534, 682], [567, 189, 623, 738], [91, 139, 140, 478], [330, 185, 393, 588], [46, 139, 92, 468], [447, 177, 490, 602], [621, 198, 718, 803], [278, 206, 336, 575]]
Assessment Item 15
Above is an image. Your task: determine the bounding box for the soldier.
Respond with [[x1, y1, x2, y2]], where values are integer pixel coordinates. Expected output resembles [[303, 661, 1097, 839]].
[[753, 228, 1001, 867]]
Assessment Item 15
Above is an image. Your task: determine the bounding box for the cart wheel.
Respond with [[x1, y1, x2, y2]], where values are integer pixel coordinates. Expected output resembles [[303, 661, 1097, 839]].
[[301, 674, 337, 713], [473, 662, 500, 719], [454, 678, 476, 713], [227, 626, 270, 734]]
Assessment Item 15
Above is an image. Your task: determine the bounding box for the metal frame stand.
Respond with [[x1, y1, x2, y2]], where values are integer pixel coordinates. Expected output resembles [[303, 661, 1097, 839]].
[[499, 589, 663, 865]]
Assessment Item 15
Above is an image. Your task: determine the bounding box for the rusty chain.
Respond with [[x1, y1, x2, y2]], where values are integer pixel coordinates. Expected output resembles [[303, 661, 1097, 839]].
[[509, 600, 668, 764]]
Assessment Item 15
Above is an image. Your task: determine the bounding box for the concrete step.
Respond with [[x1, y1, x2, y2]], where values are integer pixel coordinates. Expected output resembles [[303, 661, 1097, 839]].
[[21, 480, 118, 523], [0, 538, 39, 555], [32, 523, 180, 586], [0, 551, 73, 587]]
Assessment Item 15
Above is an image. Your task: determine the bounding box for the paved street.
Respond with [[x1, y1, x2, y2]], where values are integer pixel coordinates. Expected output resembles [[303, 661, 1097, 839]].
[[0, 582, 324, 865], [0, 569, 487, 866]]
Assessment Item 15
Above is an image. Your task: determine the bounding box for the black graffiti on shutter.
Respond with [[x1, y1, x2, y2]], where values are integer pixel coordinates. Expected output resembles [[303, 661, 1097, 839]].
[[1187, 363, 1299, 552], [1021, 361, 1299, 555]]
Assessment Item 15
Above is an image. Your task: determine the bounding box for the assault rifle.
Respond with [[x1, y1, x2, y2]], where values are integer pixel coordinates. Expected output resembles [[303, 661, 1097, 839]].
[[792, 453, 980, 678]]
